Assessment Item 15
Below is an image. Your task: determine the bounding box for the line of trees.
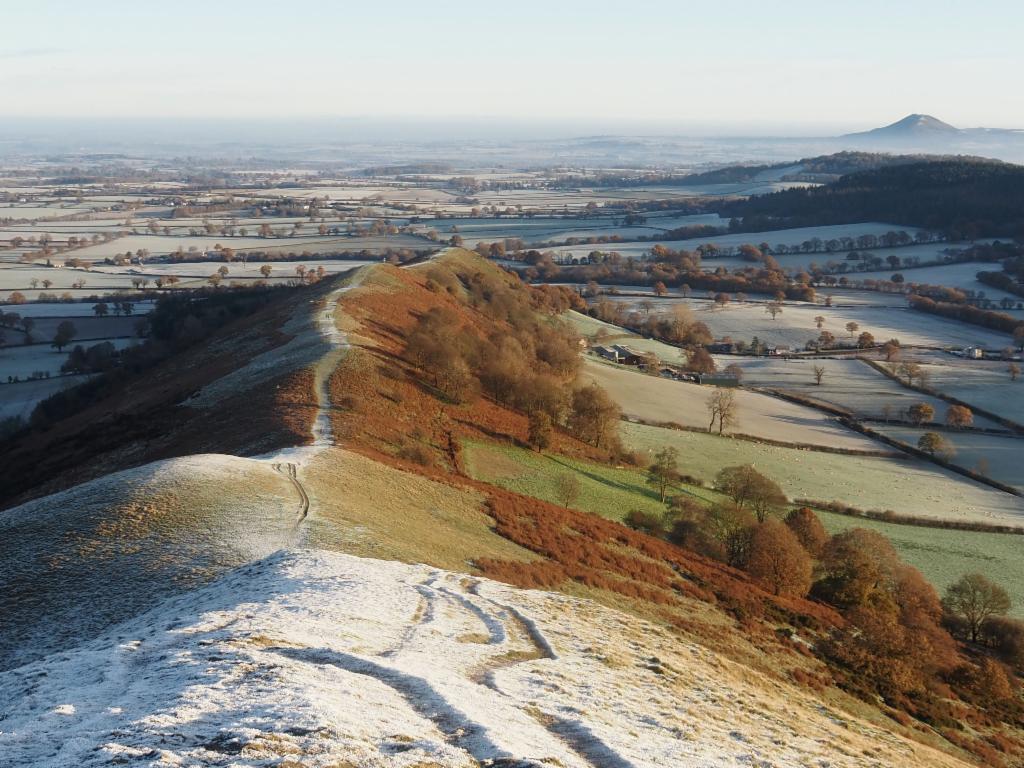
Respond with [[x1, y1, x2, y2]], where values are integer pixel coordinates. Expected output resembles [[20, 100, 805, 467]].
[[908, 293, 1024, 337]]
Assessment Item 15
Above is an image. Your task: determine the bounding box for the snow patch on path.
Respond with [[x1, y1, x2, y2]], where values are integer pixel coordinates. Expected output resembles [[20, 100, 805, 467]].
[[0, 550, 970, 768]]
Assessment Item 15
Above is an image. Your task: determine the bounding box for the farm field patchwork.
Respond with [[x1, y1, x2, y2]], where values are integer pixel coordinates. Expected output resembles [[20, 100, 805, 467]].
[[0, 337, 138, 380], [0, 375, 86, 421], [555, 222, 925, 262], [620, 421, 1024, 524], [848, 257, 1018, 295]]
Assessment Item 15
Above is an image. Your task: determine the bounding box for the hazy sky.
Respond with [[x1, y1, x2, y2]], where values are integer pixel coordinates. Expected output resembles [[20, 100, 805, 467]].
[[3, 0, 1021, 131]]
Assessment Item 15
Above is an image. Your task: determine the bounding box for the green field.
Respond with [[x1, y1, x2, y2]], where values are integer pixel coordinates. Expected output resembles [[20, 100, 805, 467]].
[[818, 510, 1024, 618], [462, 439, 717, 522], [464, 436, 1024, 617], [566, 310, 637, 339]]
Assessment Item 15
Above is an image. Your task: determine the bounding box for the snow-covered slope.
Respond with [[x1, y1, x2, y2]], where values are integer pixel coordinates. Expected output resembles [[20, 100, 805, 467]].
[[0, 550, 970, 768]]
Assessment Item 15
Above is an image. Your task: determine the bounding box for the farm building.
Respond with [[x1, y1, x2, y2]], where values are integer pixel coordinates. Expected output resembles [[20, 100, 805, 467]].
[[592, 346, 622, 363], [696, 372, 740, 387], [611, 345, 647, 366]]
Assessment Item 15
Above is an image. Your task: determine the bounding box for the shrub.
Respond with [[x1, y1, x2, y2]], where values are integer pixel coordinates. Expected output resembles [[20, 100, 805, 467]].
[[397, 443, 434, 466], [624, 509, 666, 537]]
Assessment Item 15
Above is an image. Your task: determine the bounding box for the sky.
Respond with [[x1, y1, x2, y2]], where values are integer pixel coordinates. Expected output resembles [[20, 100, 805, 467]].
[[2, 0, 1022, 132]]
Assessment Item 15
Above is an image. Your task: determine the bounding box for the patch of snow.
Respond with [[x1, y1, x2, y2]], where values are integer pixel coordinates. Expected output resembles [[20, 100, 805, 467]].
[[0, 550, 970, 768]]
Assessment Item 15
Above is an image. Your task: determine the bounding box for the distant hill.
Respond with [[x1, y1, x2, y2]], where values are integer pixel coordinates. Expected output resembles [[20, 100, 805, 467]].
[[841, 114, 1024, 156], [721, 158, 1024, 239], [845, 114, 961, 140]]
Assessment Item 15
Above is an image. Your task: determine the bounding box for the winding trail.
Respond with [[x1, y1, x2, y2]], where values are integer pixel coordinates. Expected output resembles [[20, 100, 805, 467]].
[[253, 269, 631, 766], [257, 272, 364, 542], [270, 569, 632, 768]]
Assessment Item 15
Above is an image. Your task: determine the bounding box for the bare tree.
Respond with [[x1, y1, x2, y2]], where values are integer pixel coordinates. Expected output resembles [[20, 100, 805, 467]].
[[896, 361, 922, 386], [554, 473, 581, 509], [765, 301, 783, 321], [812, 365, 826, 385], [647, 447, 681, 503], [706, 389, 738, 435], [51, 320, 76, 352], [943, 573, 1012, 643]]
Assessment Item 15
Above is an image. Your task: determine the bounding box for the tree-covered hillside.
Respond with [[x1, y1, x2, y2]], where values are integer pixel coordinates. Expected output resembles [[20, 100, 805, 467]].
[[722, 159, 1024, 239]]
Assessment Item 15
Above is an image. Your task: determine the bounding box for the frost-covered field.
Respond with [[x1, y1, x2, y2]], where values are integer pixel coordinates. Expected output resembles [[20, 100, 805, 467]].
[[88, 259, 374, 279], [53, 233, 428, 261], [722, 356, 1003, 426], [0, 375, 85, 420], [920, 360, 1024, 425], [851, 261, 1024, 307], [0, 264, 139, 292], [0, 549, 968, 768], [582, 357, 881, 451], [411, 212, 727, 247], [556, 222, 925, 261], [0, 338, 138, 379], [0, 260, 371, 300], [0, 203, 97, 220], [0, 300, 156, 317], [623, 422, 1024, 524], [873, 425, 1024, 490], [611, 297, 1011, 348], [708, 241, 967, 275]]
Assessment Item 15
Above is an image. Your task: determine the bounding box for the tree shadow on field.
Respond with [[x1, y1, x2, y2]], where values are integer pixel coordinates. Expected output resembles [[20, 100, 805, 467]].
[[544, 455, 662, 504]]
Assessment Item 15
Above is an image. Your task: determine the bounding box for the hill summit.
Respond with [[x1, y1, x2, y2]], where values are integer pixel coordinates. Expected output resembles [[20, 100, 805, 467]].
[[846, 114, 961, 138]]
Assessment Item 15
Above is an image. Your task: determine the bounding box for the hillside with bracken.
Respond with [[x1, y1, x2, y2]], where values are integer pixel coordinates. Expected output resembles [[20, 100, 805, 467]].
[[1, 250, 1022, 766]]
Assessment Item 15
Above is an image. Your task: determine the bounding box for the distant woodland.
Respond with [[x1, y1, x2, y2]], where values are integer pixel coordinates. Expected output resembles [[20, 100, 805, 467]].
[[721, 160, 1024, 239]]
